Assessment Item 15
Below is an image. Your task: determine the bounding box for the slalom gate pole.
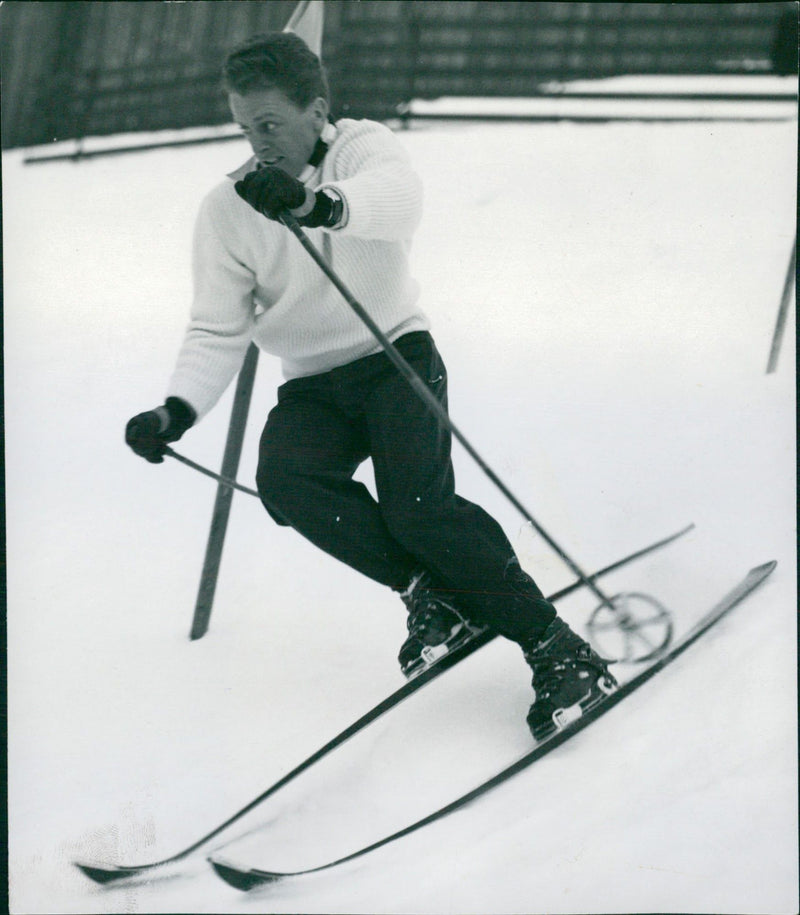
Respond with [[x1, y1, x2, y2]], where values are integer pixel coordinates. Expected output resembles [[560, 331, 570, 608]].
[[766, 232, 796, 374], [189, 342, 259, 640], [280, 213, 619, 614]]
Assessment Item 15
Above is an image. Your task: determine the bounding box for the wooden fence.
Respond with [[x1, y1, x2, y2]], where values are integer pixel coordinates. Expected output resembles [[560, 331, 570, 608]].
[[2, 1, 796, 149]]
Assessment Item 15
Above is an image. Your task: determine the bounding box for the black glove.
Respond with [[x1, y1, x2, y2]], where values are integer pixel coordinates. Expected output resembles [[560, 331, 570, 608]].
[[234, 166, 340, 228], [125, 396, 196, 464]]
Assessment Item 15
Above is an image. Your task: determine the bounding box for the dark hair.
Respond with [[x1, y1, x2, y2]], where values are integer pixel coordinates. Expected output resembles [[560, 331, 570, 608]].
[[222, 32, 329, 108]]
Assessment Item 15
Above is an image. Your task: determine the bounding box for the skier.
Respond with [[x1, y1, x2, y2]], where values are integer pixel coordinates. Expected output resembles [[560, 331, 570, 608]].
[[124, 31, 616, 741]]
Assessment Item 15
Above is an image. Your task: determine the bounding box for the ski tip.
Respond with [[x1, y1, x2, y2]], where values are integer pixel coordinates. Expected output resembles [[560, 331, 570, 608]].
[[209, 857, 283, 891], [74, 860, 143, 885], [752, 560, 778, 577]]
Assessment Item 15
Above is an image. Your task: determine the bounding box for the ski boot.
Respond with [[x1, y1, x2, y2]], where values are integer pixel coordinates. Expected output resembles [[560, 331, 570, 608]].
[[398, 571, 486, 679], [523, 617, 618, 742]]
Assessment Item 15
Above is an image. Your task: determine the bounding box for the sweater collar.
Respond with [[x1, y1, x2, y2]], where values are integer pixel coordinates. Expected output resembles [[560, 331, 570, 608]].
[[227, 121, 338, 182]]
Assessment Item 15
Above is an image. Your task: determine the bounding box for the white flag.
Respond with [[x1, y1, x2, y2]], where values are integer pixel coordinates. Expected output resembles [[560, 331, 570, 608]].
[[284, 0, 324, 57]]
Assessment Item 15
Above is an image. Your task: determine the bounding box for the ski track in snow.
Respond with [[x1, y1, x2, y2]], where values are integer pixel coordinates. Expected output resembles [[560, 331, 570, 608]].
[[4, 86, 798, 914]]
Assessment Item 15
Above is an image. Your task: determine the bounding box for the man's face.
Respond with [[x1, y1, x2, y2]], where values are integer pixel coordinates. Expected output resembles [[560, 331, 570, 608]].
[[229, 87, 328, 178]]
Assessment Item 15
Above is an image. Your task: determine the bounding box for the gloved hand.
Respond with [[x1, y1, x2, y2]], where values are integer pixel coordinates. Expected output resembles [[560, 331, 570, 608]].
[[234, 166, 340, 228], [125, 396, 196, 464]]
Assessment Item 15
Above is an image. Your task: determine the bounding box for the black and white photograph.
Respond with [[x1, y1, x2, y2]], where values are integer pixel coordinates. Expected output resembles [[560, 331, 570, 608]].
[[3, 2, 798, 913]]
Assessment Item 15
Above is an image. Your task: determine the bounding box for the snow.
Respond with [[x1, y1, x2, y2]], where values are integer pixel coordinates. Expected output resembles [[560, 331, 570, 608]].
[[4, 84, 797, 914]]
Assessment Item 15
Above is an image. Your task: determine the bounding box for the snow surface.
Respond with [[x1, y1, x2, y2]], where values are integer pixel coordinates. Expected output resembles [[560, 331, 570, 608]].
[[4, 86, 798, 914]]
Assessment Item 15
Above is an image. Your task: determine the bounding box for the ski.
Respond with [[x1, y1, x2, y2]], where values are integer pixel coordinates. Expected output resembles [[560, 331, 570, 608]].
[[75, 524, 694, 885], [209, 560, 776, 892]]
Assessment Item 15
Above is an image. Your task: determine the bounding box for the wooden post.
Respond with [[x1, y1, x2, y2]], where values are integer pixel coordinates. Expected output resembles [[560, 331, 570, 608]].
[[766, 233, 796, 374], [189, 343, 259, 639]]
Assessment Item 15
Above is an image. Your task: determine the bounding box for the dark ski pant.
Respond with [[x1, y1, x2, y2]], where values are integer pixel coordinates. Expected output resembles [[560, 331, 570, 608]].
[[256, 332, 555, 645]]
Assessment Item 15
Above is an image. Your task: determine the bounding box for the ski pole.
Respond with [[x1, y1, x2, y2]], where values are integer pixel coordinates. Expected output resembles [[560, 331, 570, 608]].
[[165, 447, 261, 498], [280, 212, 619, 614]]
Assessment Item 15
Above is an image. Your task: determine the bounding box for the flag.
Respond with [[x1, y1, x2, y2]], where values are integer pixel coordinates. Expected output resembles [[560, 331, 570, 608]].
[[284, 0, 324, 57]]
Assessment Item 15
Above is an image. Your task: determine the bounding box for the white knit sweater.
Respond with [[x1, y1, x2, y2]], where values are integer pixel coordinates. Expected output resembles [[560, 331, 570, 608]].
[[166, 118, 430, 420]]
